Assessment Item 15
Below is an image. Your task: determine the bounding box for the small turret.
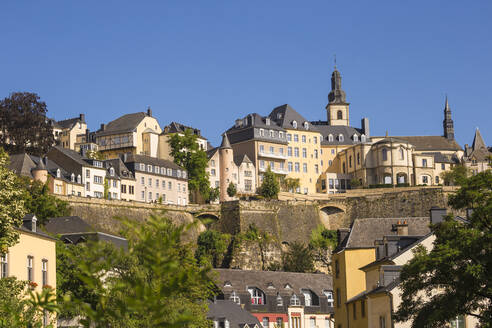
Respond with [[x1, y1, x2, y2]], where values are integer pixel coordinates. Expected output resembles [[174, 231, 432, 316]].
[[32, 156, 48, 184], [219, 133, 234, 202]]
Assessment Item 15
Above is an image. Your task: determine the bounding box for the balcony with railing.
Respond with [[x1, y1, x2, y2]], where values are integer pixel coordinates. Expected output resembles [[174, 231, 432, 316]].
[[259, 166, 288, 175], [258, 150, 287, 160]]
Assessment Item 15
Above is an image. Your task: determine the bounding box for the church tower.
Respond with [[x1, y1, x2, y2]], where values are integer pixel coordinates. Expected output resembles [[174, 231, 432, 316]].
[[326, 65, 350, 126], [443, 96, 455, 140]]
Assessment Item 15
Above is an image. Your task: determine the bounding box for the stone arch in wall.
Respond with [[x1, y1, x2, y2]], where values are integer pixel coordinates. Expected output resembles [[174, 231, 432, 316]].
[[195, 212, 220, 229], [318, 204, 346, 230]]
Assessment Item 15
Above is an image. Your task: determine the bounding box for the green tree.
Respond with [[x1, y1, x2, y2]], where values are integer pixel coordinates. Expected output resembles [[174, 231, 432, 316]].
[[0, 92, 55, 156], [86, 150, 104, 160], [281, 177, 300, 192], [395, 171, 492, 327], [15, 177, 71, 225], [58, 214, 216, 327], [349, 178, 362, 189], [195, 230, 231, 267], [259, 166, 279, 199], [168, 129, 210, 200], [226, 182, 237, 197], [282, 241, 315, 273], [0, 277, 57, 328], [440, 164, 469, 186], [0, 149, 27, 252], [206, 187, 220, 203]]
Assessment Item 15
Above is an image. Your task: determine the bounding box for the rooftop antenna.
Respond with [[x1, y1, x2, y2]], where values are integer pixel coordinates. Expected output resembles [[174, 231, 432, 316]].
[[334, 54, 337, 69]]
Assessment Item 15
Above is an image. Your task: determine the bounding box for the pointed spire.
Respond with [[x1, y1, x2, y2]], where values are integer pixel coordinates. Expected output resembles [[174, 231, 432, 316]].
[[220, 133, 232, 149], [472, 128, 487, 150], [34, 156, 46, 170], [328, 63, 347, 104], [445, 94, 450, 111], [443, 95, 454, 140]]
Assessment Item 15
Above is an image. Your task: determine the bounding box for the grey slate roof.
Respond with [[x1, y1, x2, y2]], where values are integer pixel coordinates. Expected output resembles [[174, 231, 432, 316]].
[[57, 115, 84, 129], [207, 147, 219, 160], [49, 146, 90, 166], [268, 104, 316, 131], [96, 112, 150, 136], [123, 153, 183, 171], [335, 217, 431, 252], [233, 154, 253, 167], [8, 153, 36, 177], [220, 133, 232, 149], [162, 122, 205, 139], [392, 136, 462, 151], [104, 158, 135, 180], [215, 268, 333, 296], [310, 121, 364, 145], [208, 300, 261, 328], [421, 152, 460, 164]]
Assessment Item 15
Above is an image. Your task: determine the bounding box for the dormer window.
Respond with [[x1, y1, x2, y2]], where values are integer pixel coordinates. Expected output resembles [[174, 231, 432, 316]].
[[284, 283, 292, 290], [328, 134, 334, 142], [177, 170, 182, 178], [247, 287, 265, 305], [269, 130, 274, 138], [182, 171, 187, 179], [339, 134, 344, 142], [229, 291, 240, 305], [301, 289, 319, 306], [292, 121, 298, 129], [304, 122, 309, 130], [276, 293, 283, 306], [353, 134, 358, 142], [259, 129, 265, 137], [167, 168, 172, 176], [56, 169, 61, 178], [361, 134, 366, 142], [77, 174, 81, 184], [323, 290, 334, 307], [277, 113, 282, 119], [265, 118, 270, 126], [147, 165, 152, 172], [109, 168, 115, 176], [224, 281, 232, 288], [290, 294, 300, 306]]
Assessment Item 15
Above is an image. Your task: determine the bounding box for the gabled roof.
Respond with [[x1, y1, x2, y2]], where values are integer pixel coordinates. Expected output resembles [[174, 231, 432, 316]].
[[234, 154, 253, 167], [208, 300, 261, 328], [269, 104, 316, 131], [335, 217, 431, 252], [162, 122, 205, 139], [96, 112, 150, 136], [44, 216, 95, 234], [104, 158, 134, 180], [215, 269, 333, 296], [57, 115, 85, 129], [49, 146, 90, 166], [392, 136, 462, 151], [472, 128, 487, 151]]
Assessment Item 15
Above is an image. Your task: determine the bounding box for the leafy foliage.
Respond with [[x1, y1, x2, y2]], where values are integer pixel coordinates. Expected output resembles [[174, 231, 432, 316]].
[[259, 166, 279, 199], [168, 129, 210, 200], [15, 176, 70, 225], [395, 170, 492, 327], [0, 277, 57, 328], [57, 214, 216, 327], [0, 149, 27, 252], [440, 164, 469, 186], [280, 177, 300, 192], [0, 92, 55, 156], [206, 187, 220, 203], [226, 182, 236, 197], [195, 230, 231, 267], [282, 241, 315, 273]]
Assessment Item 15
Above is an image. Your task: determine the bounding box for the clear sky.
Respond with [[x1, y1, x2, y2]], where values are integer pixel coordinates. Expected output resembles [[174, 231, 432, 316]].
[[1, 1, 491, 147]]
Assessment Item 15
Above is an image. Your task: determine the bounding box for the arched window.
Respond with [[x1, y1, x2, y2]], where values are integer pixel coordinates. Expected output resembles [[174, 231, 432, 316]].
[[303, 121, 309, 130], [77, 174, 81, 184], [247, 287, 265, 305], [353, 134, 358, 142], [292, 121, 298, 129], [56, 169, 61, 178], [337, 110, 343, 120], [399, 148, 404, 160], [71, 173, 75, 182], [109, 167, 115, 176], [382, 148, 388, 161], [328, 134, 334, 142], [361, 134, 366, 142], [339, 134, 344, 142], [290, 294, 300, 306]]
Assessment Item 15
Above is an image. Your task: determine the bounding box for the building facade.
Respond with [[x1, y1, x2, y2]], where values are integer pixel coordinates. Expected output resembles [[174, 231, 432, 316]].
[[463, 128, 491, 175], [55, 114, 87, 150]]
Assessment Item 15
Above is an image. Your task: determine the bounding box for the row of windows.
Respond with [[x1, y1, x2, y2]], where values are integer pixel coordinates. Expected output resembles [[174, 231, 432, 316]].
[[259, 160, 285, 171], [321, 179, 351, 190], [121, 184, 135, 194], [139, 177, 186, 192], [258, 128, 285, 139], [286, 162, 320, 174], [286, 133, 319, 144], [259, 145, 285, 156], [136, 163, 187, 179], [230, 288, 334, 307], [287, 147, 319, 159], [0, 254, 49, 286], [326, 134, 366, 143], [140, 191, 187, 205]]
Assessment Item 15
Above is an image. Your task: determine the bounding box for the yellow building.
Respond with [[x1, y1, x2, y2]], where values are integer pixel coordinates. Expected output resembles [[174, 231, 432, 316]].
[[268, 104, 323, 194], [332, 217, 431, 328], [158, 122, 209, 161], [1, 214, 57, 326], [95, 108, 162, 159]]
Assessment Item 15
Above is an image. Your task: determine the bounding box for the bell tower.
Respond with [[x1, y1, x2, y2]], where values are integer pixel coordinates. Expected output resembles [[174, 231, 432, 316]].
[[443, 96, 455, 140], [326, 62, 350, 126]]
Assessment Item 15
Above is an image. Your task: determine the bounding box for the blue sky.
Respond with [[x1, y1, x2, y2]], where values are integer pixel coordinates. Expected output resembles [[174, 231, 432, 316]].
[[1, 1, 491, 147]]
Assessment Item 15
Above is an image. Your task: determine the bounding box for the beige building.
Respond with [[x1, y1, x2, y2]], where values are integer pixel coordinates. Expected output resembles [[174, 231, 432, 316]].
[[206, 134, 257, 202], [104, 158, 136, 201], [226, 113, 288, 187], [1, 214, 57, 326], [55, 114, 87, 150], [463, 128, 491, 175], [158, 122, 209, 161], [122, 153, 188, 205], [95, 108, 162, 159]]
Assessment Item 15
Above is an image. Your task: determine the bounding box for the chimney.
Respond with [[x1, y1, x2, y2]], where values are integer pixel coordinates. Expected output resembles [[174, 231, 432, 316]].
[[430, 207, 447, 224], [361, 118, 370, 137], [79, 113, 85, 122], [337, 228, 350, 246], [85, 128, 90, 141], [100, 123, 106, 131], [395, 220, 409, 236], [23, 215, 37, 233], [147, 107, 152, 117]]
